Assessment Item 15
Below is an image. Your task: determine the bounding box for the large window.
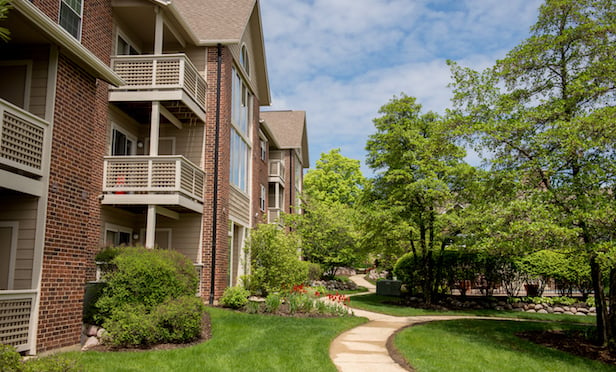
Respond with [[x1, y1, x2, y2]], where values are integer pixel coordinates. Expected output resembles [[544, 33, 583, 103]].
[[230, 67, 251, 192], [230, 130, 248, 192], [111, 127, 135, 156], [59, 0, 83, 40]]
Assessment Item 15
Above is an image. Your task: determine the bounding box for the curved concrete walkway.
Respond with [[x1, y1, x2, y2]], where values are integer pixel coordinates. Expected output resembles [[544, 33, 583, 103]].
[[329, 275, 494, 372]]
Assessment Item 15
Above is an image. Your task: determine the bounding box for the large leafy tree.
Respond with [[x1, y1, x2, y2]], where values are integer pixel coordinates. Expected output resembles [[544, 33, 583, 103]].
[[365, 94, 473, 303], [450, 0, 616, 346], [288, 149, 366, 277]]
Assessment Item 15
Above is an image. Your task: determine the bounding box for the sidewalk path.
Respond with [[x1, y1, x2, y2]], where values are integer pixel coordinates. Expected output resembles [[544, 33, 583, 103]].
[[330, 275, 494, 372]]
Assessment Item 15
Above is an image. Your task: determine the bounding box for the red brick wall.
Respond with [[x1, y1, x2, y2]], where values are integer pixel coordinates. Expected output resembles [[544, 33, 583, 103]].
[[37, 55, 107, 352], [251, 100, 267, 227], [32, 0, 112, 352], [201, 46, 232, 302]]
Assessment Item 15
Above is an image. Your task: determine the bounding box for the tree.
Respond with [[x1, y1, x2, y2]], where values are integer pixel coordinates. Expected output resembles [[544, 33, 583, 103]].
[[289, 149, 366, 277], [0, 0, 11, 43], [365, 94, 473, 303], [303, 148, 366, 206], [450, 0, 616, 346]]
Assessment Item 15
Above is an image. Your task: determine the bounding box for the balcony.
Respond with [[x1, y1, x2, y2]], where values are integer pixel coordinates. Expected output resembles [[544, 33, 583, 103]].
[[109, 54, 207, 120], [0, 290, 37, 353], [0, 99, 50, 197], [268, 160, 285, 185], [102, 155, 205, 213], [267, 207, 283, 224]]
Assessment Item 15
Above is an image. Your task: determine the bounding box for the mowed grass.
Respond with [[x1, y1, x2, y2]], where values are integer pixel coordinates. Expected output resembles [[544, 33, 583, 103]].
[[69, 307, 366, 372], [395, 319, 616, 372], [350, 294, 596, 323]]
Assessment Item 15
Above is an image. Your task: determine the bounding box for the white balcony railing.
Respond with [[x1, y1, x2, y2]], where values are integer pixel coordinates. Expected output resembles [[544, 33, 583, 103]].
[[103, 155, 204, 203], [269, 160, 285, 181], [0, 99, 49, 178], [0, 290, 37, 353], [110, 54, 207, 111]]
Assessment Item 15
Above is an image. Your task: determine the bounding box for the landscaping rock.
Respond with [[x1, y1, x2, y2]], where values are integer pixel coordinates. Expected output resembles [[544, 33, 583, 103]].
[[553, 306, 564, 313], [538, 309, 548, 314], [564, 311, 574, 315], [534, 304, 544, 310], [86, 325, 98, 337], [575, 312, 587, 316], [81, 336, 100, 351]]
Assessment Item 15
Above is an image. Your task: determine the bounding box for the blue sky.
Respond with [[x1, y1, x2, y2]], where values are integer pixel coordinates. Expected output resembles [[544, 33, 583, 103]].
[[260, 0, 544, 175]]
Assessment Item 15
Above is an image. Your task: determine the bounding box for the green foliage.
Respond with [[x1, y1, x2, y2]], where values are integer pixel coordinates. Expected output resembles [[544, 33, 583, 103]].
[[245, 223, 308, 295], [307, 262, 323, 281], [449, 0, 616, 345], [94, 246, 123, 262], [152, 296, 205, 343], [219, 286, 250, 309], [264, 293, 282, 313], [95, 247, 199, 321], [303, 148, 366, 206], [0, 0, 11, 43], [0, 344, 21, 372], [103, 304, 158, 347]]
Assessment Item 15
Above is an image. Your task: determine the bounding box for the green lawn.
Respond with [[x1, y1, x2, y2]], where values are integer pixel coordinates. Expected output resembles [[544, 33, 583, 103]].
[[350, 294, 596, 323], [395, 319, 616, 372], [69, 307, 366, 372]]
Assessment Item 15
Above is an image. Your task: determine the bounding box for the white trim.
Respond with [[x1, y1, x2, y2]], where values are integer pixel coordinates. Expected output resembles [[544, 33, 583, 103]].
[[110, 124, 138, 156], [0, 60, 33, 110], [115, 28, 142, 56], [0, 221, 19, 290]]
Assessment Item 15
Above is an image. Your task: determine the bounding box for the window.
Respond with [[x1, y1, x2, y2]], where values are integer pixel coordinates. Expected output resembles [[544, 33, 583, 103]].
[[105, 224, 132, 247], [59, 0, 83, 40], [230, 130, 248, 192], [240, 45, 250, 76], [260, 140, 267, 161], [260, 185, 266, 211], [111, 127, 135, 156], [231, 68, 251, 135], [116, 35, 139, 56]]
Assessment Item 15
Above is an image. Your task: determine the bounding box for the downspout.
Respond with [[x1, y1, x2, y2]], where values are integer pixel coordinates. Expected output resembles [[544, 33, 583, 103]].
[[209, 44, 222, 304]]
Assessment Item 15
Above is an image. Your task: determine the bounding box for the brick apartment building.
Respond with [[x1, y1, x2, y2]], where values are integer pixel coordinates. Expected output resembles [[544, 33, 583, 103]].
[[0, 0, 308, 355]]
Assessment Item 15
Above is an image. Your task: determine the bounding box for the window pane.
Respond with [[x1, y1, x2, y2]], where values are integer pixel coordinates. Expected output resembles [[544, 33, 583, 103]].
[[64, 0, 82, 13], [59, 2, 81, 39]]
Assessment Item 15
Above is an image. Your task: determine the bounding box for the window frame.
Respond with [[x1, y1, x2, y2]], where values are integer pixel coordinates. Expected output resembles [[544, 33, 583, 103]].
[[59, 0, 83, 41]]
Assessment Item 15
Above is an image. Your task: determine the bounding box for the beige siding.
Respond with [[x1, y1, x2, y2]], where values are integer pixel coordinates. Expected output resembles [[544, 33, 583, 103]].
[[155, 214, 202, 263], [0, 193, 38, 289], [157, 123, 205, 166], [100, 206, 142, 246], [229, 187, 250, 225]]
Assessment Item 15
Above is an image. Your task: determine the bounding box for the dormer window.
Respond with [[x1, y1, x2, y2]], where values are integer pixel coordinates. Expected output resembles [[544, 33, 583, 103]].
[[59, 0, 83, 40], [240, 44, 250, 76]]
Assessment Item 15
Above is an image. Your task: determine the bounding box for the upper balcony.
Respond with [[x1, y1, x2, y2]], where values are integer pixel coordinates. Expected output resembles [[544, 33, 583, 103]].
[[268, 160, 285, 185], [109, 54, 207, 122], [0, 99, 50, 197], [101, 155, 205, 214]]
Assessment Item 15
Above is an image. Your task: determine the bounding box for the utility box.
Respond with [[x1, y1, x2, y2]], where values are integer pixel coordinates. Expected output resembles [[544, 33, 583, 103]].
[[376, 280, 402, 296]]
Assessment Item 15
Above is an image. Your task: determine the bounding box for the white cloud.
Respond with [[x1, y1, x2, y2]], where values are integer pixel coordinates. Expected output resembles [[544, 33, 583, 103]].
[[260, 0, 543, 174]]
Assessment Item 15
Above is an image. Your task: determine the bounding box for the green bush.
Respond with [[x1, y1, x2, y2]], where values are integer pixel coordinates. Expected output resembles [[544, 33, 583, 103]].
[[94, 246, 123, 262], [152, 296, 205, 343], [22, 355, 79, 372], [307, 262, 323, 281], [103, 304, 158, 347], [219, 286, 250, 309], [95, 247, 198, 322], [245, 224, 309, 295], [0, 344, 21, 372]]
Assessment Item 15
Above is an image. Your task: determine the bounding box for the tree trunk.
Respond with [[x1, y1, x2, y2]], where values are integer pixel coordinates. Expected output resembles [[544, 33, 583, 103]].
[[608, 267, 616, 351], [591, 255, 608, 347]]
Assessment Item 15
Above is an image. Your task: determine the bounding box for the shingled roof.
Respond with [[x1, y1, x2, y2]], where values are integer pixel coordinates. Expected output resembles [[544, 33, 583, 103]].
[[260, 110, 309, 168]]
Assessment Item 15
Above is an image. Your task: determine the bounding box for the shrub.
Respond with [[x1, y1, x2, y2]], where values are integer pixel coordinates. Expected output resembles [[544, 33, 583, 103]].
[[0, 344, 21, 372], [219, 286, 250, 309], [551, 296, 576, 306], [22, 355, 79, 372], [94, 246, 123, 263], [307, 262, 323, 281], [95, 247, 198, 322], [245, 224, 309, 295], [103, 304, 158, 347], [153, 296, 205, 343]]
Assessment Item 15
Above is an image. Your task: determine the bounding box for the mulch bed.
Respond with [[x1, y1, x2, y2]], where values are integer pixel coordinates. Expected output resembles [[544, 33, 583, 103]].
[[517, 330, 616, 365]]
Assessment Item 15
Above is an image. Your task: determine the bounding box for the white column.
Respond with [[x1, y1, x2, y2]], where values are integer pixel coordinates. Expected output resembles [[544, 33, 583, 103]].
[[150, 101, 160, 156], [154, 7, 164, 55], [145, 205, 156, 249]]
